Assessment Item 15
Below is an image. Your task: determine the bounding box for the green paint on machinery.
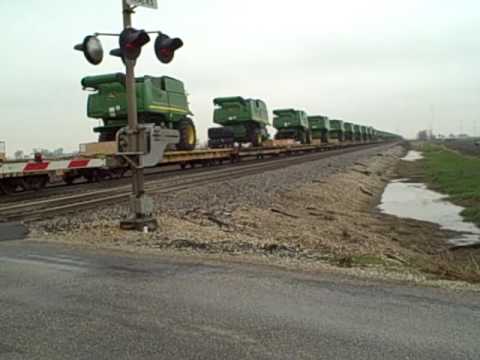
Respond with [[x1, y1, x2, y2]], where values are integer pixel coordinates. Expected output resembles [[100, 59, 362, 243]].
[[343, 122, 355, 141], [329, 120, 345, 141], [82, 73, 197, 150], [353, 124, 362, 141], [273, 109, 311, 144], [308, 116, 330, 143], [360, 126, 369, 141], [208, 97, 270, 148]]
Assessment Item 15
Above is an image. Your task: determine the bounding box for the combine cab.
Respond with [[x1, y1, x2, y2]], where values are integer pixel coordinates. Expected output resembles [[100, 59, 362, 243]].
[[329, 120, 345, 142], [273, 109, 311, 144], [308, 116, 330, 143], [208, 97, 270, 148], [82, 73, 197, 151]]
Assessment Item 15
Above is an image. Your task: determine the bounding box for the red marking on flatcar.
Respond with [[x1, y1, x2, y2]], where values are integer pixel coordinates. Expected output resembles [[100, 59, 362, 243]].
[[24, 162, 50, 172], [68, 159, 90, 168]]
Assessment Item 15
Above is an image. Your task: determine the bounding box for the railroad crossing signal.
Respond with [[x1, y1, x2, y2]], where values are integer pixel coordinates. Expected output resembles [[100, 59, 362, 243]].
[[111, 28, 151, 61], [73, 0, 184, 231]]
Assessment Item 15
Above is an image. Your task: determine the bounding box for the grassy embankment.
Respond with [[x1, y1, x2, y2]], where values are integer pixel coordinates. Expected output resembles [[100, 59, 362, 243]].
[[419, 143, 480, 227], [398, 143, 480, 284]]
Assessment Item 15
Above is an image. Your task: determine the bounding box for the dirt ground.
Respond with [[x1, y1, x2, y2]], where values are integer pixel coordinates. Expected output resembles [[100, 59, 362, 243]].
[[30, 144, 480, 287]]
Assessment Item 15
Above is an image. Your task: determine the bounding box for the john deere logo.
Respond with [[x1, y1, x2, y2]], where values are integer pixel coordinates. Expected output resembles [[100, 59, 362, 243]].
[[107, 93, 116, 99]]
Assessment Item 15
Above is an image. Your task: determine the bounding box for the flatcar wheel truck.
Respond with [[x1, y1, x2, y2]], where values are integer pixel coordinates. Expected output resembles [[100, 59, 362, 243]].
[[273, 109, 311, 145], [208, 97, 270, 148], [82, 73, 197, 151]]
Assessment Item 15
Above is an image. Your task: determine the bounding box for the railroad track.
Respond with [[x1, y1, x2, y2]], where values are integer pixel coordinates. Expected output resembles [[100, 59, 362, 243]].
[[0, 142, 394, 222]]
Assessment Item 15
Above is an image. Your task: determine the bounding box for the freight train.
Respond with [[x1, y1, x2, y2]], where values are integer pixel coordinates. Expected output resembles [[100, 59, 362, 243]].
[[0, 73, 402, 195]]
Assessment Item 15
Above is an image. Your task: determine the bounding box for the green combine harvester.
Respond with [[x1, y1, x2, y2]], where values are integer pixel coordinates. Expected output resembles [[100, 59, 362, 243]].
[[329, 120, 345, 142], [353, 124, 362, 141], [82, 73, 197, 151], [208, 97, 270, 148], [343, 122, 355, 141], [308, 116, 330, 143], [273, 109, 311, 144], [360, 126, 368, 141]]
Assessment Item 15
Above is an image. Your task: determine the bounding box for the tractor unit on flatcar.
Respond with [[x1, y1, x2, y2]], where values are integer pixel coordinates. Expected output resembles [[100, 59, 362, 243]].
[[273, 109, 311, 144], [208, 97, 270, 148], [82, 73, 197, 151]]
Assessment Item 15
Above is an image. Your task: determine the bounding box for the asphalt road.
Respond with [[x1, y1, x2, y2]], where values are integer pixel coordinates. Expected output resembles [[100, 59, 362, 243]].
[[1, 240, 479, 359]]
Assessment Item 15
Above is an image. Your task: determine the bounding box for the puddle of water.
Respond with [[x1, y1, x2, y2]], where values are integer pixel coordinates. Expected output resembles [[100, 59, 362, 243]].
[[379, 181, 480, 246], [402, 150, 424, 161]]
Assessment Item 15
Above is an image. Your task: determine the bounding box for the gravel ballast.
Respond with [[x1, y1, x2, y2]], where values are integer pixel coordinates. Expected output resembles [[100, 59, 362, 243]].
[[32, 143, 399, 232]]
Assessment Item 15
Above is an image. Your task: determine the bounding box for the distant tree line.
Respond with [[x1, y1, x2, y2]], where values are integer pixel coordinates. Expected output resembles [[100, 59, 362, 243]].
[[13, 148, 77, 160]]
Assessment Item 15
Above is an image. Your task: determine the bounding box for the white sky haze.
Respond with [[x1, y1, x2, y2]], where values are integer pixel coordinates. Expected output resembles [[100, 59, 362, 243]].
[[2, 0, 480, 154]]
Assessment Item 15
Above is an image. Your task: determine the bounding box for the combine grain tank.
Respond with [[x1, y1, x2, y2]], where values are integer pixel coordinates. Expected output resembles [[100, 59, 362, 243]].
[[329, 120, 345, 142], [308, 116, 330, 143], [343, 122, 355, 141], [82, 73, 197, 151], [208, 97, 270, 148], [273, 109, 311, 144]]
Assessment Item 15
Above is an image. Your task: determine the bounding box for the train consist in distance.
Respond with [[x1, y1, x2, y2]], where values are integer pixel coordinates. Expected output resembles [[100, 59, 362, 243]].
[[0, 74, 401, 195]]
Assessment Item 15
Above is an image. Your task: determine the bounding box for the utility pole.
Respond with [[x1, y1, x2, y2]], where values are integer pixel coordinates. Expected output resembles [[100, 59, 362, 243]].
[[429, 104, 435, 139]]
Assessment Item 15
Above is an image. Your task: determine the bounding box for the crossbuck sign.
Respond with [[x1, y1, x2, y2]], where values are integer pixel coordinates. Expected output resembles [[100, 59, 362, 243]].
[[126, 0, 158, 9]]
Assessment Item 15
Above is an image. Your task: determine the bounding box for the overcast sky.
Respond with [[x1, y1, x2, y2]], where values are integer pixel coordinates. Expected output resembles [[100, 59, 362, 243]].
[[2, 0, 480, 154]]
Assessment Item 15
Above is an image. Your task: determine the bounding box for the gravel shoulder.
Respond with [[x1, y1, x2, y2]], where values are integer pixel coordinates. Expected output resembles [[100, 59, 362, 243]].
[[28, 143, 480, 289]]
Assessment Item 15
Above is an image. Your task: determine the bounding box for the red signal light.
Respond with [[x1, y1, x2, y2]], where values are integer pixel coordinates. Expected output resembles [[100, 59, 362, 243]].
[[154, 33, 183, 64], [110, 28, 151, 61]]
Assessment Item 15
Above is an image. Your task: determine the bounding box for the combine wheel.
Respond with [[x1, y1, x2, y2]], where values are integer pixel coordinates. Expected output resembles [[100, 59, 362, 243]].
[[176, 117, 197, 151], [306, 131, 313, 145], [299, 131, 307, 145], [247, 124, 263, 147]]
